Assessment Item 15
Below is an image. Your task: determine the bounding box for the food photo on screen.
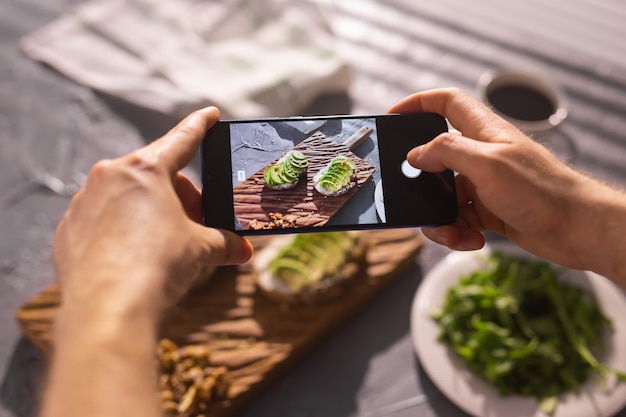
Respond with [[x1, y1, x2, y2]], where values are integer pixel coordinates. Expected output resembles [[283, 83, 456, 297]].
[[228, 118, 384, 231]]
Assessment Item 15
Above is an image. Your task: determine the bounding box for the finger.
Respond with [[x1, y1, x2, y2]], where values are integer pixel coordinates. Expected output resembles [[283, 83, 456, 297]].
[[141, 106, 220, 173], [387, 88, 512, 139], [175, 173, 203, 223], [422, 176, 489, 251], [191, 225, 254, 266], [422, 225, 485, 251], [407, 131, 491, 174]]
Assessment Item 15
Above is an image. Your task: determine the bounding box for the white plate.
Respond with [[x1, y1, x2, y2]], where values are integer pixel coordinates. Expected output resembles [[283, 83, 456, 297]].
[[374, 180, 385, 222], [411, 241, 626, 417]]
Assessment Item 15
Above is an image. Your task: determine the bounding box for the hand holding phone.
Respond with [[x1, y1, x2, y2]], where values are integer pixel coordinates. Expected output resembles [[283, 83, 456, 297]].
[[201, 113, 457, 235]]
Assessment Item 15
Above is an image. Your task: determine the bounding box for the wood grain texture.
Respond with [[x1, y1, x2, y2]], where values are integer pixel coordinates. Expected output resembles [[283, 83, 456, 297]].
[[16, 229, 423, 417], [233, 131, 376, 230]]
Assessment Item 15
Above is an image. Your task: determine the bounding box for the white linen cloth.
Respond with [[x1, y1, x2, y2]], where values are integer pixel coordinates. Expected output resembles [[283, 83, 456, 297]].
[[20, 0, 350, 119]]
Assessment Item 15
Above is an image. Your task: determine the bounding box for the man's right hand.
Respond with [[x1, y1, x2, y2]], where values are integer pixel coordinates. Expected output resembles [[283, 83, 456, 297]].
[[389, 88, 626, 285]]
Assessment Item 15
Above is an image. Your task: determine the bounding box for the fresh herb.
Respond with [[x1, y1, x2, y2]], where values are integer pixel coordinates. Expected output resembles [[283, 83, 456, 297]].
[[432, 251, 626, 415]]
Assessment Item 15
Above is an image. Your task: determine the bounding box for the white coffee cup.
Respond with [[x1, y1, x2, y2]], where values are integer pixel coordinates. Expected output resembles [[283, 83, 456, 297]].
[[477, 68, 568, 132]]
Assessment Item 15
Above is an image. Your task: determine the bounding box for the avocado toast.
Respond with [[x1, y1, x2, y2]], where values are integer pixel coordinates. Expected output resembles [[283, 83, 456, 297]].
[[254, 232, 366, 304], [263, 150, 309, 190], [313, 155, 357, 196]]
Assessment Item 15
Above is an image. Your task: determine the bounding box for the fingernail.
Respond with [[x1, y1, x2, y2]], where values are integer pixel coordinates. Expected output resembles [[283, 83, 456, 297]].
[[238, 239, 254, 263], [459, 234, 484, 251], [199, 106, 220, 117], [434, 230, 449, 247]]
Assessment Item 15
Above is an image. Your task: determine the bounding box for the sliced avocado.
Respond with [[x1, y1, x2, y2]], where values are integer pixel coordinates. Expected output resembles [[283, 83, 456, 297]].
[[301, 240, 328, 263], [271, 254, 324, 289], [321, 171, 344, 188], [281, 163, 299, 181], [291, 150, 307, 160], [331, 156, 355, 170], [288, 151, 309, 167], [270, 232, 358, 291], [319, 177, 339, 194], [270, 258, 310, 290], [320, 167, 352, 191], [270, 165, 285, 185], [294, 243, 328, 276], [328, 162, 353, 177], [326, 232, 357, 252], [307, 234, 345, 273], [263, 166, 273, 185], [263, 165, 277, 186], [264, 150, 309, 189], [277, 166, 293, 184], [281, 242, 309, 259], [289, 160, 308, 172], [332, 162, 352, 173], [287, 155, 309, 171], [326, 167, 350, 184]]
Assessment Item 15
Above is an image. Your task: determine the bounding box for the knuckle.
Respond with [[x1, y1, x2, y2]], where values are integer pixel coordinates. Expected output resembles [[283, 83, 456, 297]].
[[175, 122, 196, 137], [433, 131, 462, 150], [122, 149, 164, 175], [90, 158, 115, 173], [442, 87, 469, 107], [86, 153, 155, 184], [87, 158, 117, 180], [126, 150, 155, 168]]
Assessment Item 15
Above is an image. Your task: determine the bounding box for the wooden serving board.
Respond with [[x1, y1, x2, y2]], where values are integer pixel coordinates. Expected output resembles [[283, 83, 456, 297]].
[[16, 229, 423, 417], [233, 131, 376, 230]]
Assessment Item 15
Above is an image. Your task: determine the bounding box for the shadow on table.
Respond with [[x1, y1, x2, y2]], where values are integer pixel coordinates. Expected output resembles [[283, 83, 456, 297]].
[[415, 360, 472, 417], [1, 337, 47, 417], [0, 241, 419, 417], [239, 260, 424, 417], [96, 91, 181, 147], [97, 90, 352, 148]]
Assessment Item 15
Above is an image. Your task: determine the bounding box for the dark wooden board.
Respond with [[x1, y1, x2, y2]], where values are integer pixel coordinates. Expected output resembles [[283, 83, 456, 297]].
[[16, 229, 423, 417], [233, 131, 376, 230]]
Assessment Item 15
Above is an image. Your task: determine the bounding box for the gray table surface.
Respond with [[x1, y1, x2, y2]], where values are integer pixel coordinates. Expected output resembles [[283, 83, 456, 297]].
[[2, 1, 626, 417]]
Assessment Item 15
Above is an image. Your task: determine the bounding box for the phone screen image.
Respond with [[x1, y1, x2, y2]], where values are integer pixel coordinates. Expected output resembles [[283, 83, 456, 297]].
[[202, 113, 457, 235], [228, 117, 383, 231]]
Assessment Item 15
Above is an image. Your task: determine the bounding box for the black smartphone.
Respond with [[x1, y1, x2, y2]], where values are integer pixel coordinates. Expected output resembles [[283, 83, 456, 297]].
[[201, 113, 457, 235]]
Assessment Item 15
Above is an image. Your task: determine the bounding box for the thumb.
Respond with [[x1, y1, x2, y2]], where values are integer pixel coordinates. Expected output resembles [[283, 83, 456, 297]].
[[191, 225, 254, 266]]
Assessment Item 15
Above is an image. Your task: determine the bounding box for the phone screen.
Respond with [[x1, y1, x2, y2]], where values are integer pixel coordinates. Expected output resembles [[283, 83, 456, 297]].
[[202, 113, 457, 235]]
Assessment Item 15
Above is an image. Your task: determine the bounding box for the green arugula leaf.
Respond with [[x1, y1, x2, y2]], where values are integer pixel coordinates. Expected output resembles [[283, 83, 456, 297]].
[[432, 251, 625, 415]]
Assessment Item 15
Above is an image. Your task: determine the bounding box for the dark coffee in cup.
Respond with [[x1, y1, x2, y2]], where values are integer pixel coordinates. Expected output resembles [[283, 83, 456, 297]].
[[486, 84, 556, 122], [477, 69, 568, 132]]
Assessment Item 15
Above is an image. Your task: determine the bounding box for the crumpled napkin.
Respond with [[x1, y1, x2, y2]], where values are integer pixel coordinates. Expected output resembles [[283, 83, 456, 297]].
[[20, 0, 350, 119]]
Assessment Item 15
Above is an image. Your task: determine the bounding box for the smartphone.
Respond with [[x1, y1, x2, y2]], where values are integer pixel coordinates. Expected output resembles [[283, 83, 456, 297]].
[[201, 113, 457, 235]]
